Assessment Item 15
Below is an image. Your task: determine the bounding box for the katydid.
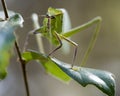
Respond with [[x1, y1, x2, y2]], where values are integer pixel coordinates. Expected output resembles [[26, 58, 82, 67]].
[[29, 7, 102, 67]]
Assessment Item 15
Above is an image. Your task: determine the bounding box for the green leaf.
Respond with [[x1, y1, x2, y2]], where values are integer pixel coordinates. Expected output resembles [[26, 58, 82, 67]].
[[0, 13, 24, 79], [22, 51, 115, 96], [22, 50, 115, 96], [22, 50, 71, 83], [52, 58, 115, 96]]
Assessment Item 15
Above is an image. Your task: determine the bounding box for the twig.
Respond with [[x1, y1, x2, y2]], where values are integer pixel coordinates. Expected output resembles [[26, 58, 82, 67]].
[[1, 0, 30, 96], [1, 0, 8, 19]]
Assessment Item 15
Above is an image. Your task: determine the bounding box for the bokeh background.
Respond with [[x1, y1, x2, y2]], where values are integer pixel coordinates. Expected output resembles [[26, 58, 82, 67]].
[[0, 0, 120, 96]]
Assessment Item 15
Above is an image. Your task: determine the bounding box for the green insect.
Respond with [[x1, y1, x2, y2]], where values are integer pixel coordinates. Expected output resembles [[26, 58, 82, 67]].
[[29, 7, 102, 67]]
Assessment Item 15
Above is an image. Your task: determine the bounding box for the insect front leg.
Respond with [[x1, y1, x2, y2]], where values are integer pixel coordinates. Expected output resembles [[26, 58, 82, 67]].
[[48, 32, 62, 56], [23, 13, 45, 53], [23, 31, 33, 52]]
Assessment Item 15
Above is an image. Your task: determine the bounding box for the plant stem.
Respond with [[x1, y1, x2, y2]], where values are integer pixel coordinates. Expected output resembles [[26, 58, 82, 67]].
[[15, 42, 30, 96], [1, 0, 30, 96], [1, 0, 8, 19]]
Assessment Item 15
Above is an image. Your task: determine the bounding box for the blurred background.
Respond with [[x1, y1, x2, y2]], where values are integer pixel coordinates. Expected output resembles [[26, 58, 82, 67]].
[[0, 0, 120, 96]]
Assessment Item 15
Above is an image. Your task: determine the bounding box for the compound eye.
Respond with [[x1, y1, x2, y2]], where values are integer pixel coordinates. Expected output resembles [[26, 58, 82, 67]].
[[50, 16, 55, 19], [45, 14, 55, 19], [45, 14, 49, 18]]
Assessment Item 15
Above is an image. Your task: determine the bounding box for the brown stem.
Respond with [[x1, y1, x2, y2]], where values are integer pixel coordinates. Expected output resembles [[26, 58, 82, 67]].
[[1, 0, 30, 96], [15, 42, 30, 96], [1, 0, 8, 19]]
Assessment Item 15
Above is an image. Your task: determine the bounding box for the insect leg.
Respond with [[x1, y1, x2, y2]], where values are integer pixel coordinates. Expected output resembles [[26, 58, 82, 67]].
[[60, 34, 78, 68], [22, 31, 32, 52], [62, 17, 102, 66], [48, 32, 62, 56]]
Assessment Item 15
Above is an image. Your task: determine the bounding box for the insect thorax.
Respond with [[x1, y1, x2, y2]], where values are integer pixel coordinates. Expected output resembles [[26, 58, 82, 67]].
[[41, 7, 64, 45]]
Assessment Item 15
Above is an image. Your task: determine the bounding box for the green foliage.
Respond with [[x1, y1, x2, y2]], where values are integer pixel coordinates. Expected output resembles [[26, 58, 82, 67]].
[[0, 6, 116, 96], [53, 58, 115, 96], [22, 7, 115, 96], [0, 12, 24, 79], [22, 50, 115, 96], [22, 50, 71, 83]]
